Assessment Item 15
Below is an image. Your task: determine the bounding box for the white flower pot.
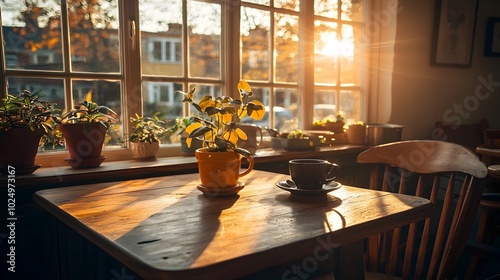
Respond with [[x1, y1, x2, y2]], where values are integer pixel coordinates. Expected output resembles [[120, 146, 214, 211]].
[[130, 141, 160, 160]]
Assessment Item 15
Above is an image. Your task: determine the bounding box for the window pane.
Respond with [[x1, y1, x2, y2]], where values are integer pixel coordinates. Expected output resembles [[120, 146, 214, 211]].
[[275, 13, 299, 83], [314, 0, 338, 18], [274, 88, 298, 131], [153, 41, 162, 61], [340, 24, 360, 85], [188, 1, 221, 79], [241, 7, 270, 81], [241, 86, 298, 131], [142, 81, 183, 120], [314, 20, 338, 85], [314, 89, 337, 122], [340, 89, 361, 123], [7, 77, 64, 106], [274, 0, 299, 11], [68, 0, 120, 73], [1, 0, 63, 70], [140, 0, 183, 76], [72, 79, 122, 146], [142, 81, 182, 145], [341, 0, 363, 21]]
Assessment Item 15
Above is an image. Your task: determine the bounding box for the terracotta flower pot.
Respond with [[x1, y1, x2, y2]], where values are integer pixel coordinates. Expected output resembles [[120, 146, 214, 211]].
[[0, 128, 44, 175], [58, 122, 108, 168], [195, 147, 254, 189], [130, 141, 160, 160]]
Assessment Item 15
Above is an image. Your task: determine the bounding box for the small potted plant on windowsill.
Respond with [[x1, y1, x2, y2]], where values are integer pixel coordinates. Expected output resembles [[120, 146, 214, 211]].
[[0, 90, 60, 175], [129, 113, 170, 160], [347, 121, 367, 145], [313, 114, 346, 134], [177, 80, 265, 196], [57, 100, 117, 168], [173, 116, 204, 156]]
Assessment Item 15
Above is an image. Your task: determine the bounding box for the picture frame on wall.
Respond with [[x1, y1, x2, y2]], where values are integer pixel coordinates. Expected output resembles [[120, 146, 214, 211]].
[[431, 0, 479, 67], [485, 17, 500, 56]]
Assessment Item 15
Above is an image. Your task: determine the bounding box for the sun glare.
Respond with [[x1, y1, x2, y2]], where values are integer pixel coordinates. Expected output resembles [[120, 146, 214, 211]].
[[318, 34, 354, 58]]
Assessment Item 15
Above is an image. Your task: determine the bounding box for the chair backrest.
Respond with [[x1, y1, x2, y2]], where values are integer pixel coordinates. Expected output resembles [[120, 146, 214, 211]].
[[434, 119, 489, 154], [479, 128, 500, 165], [357, 140, 487, 280]]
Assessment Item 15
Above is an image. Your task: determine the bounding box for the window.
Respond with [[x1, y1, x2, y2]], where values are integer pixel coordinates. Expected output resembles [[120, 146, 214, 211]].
[[148, 38, 182, 63], [1, 0, 366, 164]]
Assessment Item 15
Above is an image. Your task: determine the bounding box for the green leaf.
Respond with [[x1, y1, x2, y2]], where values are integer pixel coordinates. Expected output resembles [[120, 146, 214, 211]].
[[192, 103, 203, 112], [205, 106, 222, 116], [189, 126, 212, 138], [235, 147, 251, 157]]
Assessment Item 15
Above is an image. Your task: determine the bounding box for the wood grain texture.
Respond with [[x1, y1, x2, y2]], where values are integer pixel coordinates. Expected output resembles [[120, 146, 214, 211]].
[[34, 170, 432, 280]]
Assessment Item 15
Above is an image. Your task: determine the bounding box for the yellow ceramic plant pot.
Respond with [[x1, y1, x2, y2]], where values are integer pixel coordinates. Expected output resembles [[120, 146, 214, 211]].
[[195, 147, 254, 188]]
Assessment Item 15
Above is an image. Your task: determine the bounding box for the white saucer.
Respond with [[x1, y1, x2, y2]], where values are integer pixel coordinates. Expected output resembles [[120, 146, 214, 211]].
[[276, 180, 341, 196]]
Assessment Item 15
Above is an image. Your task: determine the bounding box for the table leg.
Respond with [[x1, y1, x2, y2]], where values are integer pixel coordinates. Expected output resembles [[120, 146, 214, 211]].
[[333, 240, 365, 280]]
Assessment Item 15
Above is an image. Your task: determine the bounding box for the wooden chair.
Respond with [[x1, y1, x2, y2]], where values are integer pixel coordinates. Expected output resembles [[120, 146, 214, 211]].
[[357, 140, 487, 280], [466, 129, 500, 279], [434, 119, 489, 155]]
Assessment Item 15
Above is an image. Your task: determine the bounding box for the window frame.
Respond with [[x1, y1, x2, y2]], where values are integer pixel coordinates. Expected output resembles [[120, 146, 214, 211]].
[[0, 0, 367, 167]]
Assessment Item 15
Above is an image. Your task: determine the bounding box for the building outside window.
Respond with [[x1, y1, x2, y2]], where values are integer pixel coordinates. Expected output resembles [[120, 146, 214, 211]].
[[148, 38, 182, 63], [0, 0, 366, 163]]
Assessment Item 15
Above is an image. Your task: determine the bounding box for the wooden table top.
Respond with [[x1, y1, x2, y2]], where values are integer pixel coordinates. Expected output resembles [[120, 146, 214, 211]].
[[34, 170, 433, 280]]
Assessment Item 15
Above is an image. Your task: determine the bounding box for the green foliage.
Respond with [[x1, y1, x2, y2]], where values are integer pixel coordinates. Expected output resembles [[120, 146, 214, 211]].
[[172, 116, 196, 135], [287, 130, 307, 139], [0, 90, 60, 134], [176, 80, 265, 155], [313, 113, 345, 126], [129, 113, 172, 143], [60, 100, 117, 127]]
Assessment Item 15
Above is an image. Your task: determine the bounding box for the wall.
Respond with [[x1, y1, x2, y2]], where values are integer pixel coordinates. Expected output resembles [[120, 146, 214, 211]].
[[378, 0, 500, 140]]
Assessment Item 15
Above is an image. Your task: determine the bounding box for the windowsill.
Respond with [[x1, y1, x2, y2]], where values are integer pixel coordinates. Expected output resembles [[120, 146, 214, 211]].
[[4, 144, 368, 189]]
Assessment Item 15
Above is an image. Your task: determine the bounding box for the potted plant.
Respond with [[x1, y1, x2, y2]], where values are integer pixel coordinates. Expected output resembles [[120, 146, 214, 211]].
[[178, 80, 265, 196], [129, 113, 169, 160], [313, 114, 346, 134], [0, 90, 60, 175], [174, 116, 204, 156], [58, 100, 117, 168], [347, 121, 367, 145]]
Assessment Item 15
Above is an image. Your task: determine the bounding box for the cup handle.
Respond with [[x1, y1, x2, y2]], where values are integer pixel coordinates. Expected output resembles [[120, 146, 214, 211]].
[[326, 163, 341, 182], [239, 153, 254, 178], [256, 126, 263, 147]]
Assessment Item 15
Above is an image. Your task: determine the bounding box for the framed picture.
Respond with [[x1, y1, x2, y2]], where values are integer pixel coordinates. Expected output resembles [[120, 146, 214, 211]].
[[485, 18, 500, 56], [431, 0, 479, 67]]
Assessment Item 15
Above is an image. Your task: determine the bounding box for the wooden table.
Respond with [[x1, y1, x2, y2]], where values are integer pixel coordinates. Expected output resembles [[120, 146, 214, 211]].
[[34, 170, 433, 280]]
